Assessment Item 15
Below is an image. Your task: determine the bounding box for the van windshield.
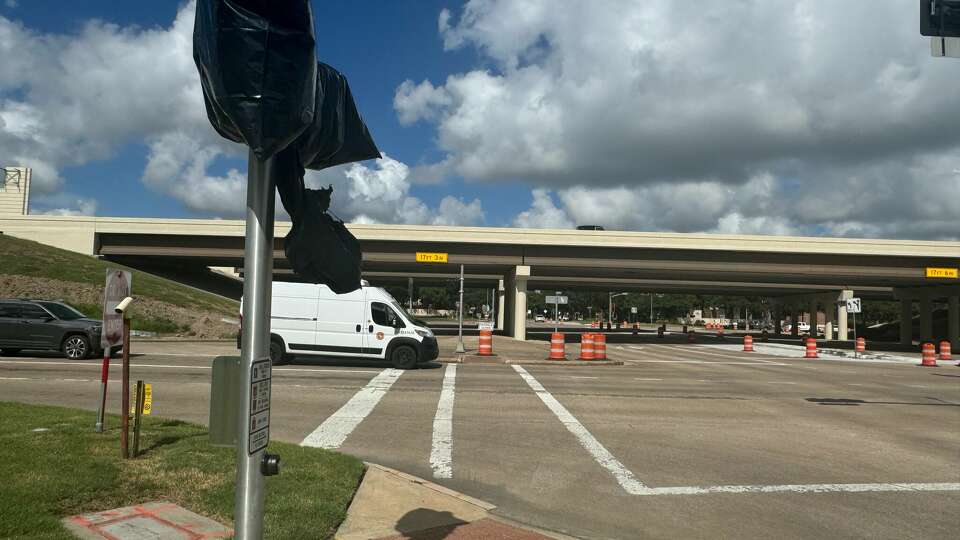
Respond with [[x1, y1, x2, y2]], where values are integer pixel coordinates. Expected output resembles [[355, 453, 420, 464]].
[[391, 301, 428, 327]]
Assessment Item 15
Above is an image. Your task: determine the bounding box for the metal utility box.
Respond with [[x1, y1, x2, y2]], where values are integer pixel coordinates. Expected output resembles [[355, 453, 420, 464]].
[[209, 356, 240, 447]]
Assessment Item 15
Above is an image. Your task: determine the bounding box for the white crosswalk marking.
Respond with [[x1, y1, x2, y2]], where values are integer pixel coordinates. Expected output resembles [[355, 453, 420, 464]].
[[512, 365, 648, 495], [430, 364, 457, 479], [300, 368, 404, 449]]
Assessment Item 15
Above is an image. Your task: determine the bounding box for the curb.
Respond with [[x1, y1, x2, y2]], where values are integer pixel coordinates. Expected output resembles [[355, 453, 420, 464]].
[[363, 463, 497, 511]]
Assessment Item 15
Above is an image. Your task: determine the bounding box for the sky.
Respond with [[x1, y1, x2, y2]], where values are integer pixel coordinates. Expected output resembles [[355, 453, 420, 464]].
[[1, 0, 958, 239]]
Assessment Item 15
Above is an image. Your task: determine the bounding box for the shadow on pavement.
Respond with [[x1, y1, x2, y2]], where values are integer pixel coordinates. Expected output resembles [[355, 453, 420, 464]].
[[391, 508, 468, 539], [806, 397, 960, 407], [283, 356, 441, 370]]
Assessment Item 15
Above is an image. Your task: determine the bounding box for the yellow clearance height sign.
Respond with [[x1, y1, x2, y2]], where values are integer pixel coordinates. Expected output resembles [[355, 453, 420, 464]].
[[926, 267, 959, 279], [416, 252, 448, 263]]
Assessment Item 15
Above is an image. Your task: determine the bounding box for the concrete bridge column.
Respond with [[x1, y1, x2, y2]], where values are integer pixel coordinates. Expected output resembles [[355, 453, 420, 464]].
[[949, 295, 959, 351], [821, 294, 835, 340], [505, 266, 529, 340], [808, 298, 819, 338], [772, 302, 782, 336], [791, 308, 800, 337], [900, 298, 913, 346], [919, 293, 933, 343], [496, 279, 505, 331], [836, 290, 853, 341]]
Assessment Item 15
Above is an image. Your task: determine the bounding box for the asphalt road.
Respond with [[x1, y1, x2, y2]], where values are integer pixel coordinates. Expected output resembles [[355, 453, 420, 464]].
[[1, 341, 958, 539]]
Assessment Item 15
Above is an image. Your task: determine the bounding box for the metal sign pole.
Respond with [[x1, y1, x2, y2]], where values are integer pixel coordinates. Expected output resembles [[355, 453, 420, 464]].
[[235, 152, 276, 540], [455, 264, 465, 353], [95, 348, 110, 432], [555, 297, 559, 333], [852, 310, 858, 359]]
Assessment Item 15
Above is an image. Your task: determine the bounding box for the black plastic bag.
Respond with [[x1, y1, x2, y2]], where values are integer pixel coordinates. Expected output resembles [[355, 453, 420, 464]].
[[278, 177, 362, 294], [273, 63, 380, 293], [194, 0, 317, 160], [298, 62, 381, 170]]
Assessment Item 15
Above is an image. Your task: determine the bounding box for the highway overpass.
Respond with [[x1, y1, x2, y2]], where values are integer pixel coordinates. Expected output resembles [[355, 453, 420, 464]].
[[1, 214, 958, 346]]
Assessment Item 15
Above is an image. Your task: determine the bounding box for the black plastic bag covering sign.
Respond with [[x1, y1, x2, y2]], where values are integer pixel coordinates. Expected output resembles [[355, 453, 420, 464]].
[[194, 0, 317, 160], [273, 63, 380, 293], [279, 180, 363, 295], [194, 2, 380, 295], [298, 63, 381, 170]]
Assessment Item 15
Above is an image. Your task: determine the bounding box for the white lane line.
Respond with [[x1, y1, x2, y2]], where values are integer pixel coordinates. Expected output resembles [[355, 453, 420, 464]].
[[639, 482, 960, 496], [430, 364, 457, 479], [0, 360, 378, 374], [614, 360, 787, 365], [301, 368, 404, 449], [0, 376, 32, 380], [512, 365, 647, 495]]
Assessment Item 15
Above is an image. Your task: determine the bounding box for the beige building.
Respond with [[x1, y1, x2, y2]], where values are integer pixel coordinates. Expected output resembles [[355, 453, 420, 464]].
[[0, 167, 31, 216]]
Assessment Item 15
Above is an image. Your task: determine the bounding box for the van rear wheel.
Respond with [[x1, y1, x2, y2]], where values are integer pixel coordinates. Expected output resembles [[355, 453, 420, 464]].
[[390, 345, 418, 369]]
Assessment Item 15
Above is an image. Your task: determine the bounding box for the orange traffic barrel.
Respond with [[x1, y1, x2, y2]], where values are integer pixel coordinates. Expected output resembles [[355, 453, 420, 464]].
[[478, 329, 494, 356], [855, 337, 866, 353], [938, 340, 952, 361], [804, 337, 818, 358], [579, 333, 595, 360], [919, 342, 937, 367], [743, 335, 754, 352], [594, 333, 607, 360], [548, 332, 566, 360]]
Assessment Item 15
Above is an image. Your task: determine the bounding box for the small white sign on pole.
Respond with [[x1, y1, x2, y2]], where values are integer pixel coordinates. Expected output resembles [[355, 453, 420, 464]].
[[845, 298, 862, 314], [102, 269, 132, 348], [478, 321, 494, 330], [545, 295, 568, 304]]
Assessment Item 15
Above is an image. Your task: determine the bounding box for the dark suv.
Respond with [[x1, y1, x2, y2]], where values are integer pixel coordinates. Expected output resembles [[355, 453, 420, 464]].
[[0, 299, 103, 359]]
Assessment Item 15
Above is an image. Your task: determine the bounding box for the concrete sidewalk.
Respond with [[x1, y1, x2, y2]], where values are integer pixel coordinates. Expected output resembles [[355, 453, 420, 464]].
[[336, 463, 565, 540]]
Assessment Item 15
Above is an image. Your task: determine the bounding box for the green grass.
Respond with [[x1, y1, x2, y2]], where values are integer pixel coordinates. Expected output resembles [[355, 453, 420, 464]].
[[0, 402, 365, 540], [0, 234, 237, 315]]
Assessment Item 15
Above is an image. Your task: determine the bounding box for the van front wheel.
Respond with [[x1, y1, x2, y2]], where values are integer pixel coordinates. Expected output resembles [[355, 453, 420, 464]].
[[270, 340, 289, 366], [390, 345, 418, 369]]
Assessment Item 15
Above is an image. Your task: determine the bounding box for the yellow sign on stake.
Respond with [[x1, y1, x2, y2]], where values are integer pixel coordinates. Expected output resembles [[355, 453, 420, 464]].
[[143, 383, 152, 415], [130, 383, 152, 415], [926, 267, 959, 279], [415, 252, 448, 263]]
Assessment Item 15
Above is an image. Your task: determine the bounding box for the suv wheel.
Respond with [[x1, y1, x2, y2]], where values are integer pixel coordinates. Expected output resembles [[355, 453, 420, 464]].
[[270, 339, 289, 366], [390, 344, 418, 369], [62, 335, 91, 360]]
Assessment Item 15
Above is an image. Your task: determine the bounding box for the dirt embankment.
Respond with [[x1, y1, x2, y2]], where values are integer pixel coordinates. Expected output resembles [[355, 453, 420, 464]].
[[0, 275, 237, 339]]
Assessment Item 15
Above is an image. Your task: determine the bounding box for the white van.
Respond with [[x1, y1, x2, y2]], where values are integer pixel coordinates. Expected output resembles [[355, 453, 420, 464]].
[[240, 281, 438, 369]]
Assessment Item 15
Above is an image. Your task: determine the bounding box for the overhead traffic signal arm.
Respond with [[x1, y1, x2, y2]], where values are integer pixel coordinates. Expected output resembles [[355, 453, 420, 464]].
[[921, 0, 960, 37]]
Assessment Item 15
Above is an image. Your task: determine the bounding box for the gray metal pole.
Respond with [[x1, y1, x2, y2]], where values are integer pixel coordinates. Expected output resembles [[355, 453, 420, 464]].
[[455, 264, 465, 353], [235, 151, 275, 540]]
